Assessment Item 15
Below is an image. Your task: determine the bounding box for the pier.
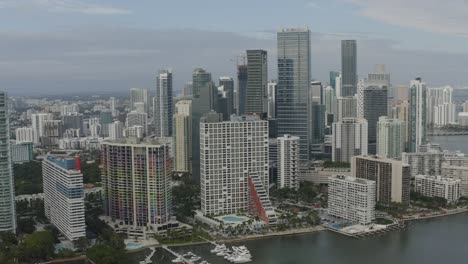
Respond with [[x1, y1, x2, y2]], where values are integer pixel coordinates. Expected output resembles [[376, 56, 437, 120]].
[[162, 246, 193, 264]]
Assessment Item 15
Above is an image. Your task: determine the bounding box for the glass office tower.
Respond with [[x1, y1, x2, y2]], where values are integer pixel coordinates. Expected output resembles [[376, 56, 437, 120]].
[[277, 28, 311, 161]]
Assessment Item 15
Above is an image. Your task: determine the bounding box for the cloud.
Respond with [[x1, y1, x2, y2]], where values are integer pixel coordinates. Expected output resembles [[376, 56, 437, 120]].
[[0, 0, 130, 15], [345, 0, 468, 36], [0, 27, 467, 96]]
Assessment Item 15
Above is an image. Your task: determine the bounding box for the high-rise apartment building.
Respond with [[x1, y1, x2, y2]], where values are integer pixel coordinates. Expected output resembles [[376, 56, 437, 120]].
[[352, 155, 411, 204], [277, 28, 311, 161], [341, 40, 357, 96], [0, 92, 16, 233], [62, 112, 84, 137], [43, 155, 85, 240], [391, 100, 409, 150], [328, 175, 376, 225], [109, 121, 124, 140], [277, 134, 300, 190], [408, 78, 427, 152], [101, 138, 174, 236], [427, 86, 456, 127], [130, 88, 149, 113], [31, 113, 53, 144], [377, 117, 403, 159], [174, 100, 192, 173], [126, 111, 148, 136], [402, 148, 444, 178], [337, 96, 357, 121], [200, 115, 269, 216], [42, 120, 63, 147], [246, 50, 268, 115], [154, 69, 173, 137], [16, 127, 36, 143], [332, 118, 368, 163]]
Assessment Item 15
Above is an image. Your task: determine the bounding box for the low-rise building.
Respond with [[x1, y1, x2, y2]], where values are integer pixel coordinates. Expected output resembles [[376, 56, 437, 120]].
[[328, 175, 376, 225], [415, 175, 461, 203]]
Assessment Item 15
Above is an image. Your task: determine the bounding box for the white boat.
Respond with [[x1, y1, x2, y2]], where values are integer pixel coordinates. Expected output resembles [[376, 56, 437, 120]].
[[172, 256, 184, 263], [211, 244, 227, 253], [190, 256, 201, 261]]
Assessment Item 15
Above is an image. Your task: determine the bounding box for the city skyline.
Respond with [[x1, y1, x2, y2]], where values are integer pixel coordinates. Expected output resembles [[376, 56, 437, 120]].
[[2, 1, 468, 95]]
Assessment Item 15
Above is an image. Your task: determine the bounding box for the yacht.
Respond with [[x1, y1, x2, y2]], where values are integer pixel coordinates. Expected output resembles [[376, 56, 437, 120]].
[[211, 244, 227, 253], [190, 256, 201, 262], [172, 256, 184, 263]]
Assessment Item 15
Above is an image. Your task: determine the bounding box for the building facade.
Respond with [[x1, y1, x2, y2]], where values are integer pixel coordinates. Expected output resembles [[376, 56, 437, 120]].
[[101, 139, 174, 235], [43, 155, 85, 240], [332, 118, 368, 163], [0, 92, 16, 233], [408, 78, 427, 152], [174, 100, 192, 173], [377, 117, 403, 159], [352, 155, 411, 204], [328, 175, 375, 225], [200, 115, 269, 216], [341, 40, 357, 97], [415, 175, 461, 203], [277, 134, 300, 190], [402, 149, 444, 178], [277, 28, 311, 161], [246, 50, 268, 115], [154, 69, 173, 137]]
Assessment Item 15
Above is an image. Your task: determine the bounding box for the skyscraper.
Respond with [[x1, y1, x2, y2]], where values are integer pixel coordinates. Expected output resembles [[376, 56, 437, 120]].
[[174, 100, 192, 174], [332, 118, 368, 163], [408, 78, 427, 152], [362, 84, 388, 154], [341, 40, 357, 96], [427, 86, 455, 127], [31, 113, 53, 144], [0, 92, 15, 233], [246, 50, 268, 115], [377, 116, 403, 159], [101, 138, 174, 236], [43, 155, 85, 240], [154, 69, 173, 137], [267, 81, 277, 119], [192, 68, 215, 180], [277, 134, 300, 190], [329, 71, 340, 90], [277, 28, 311, 161], [218, 76, 234, 119], [236, 65, 248, 115]]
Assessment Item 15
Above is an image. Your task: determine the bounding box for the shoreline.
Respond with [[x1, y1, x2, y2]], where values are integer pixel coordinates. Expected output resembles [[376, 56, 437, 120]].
[[127, 226, 325, 253], [128, 209, 468, 253], [402, 207, 468, 222]]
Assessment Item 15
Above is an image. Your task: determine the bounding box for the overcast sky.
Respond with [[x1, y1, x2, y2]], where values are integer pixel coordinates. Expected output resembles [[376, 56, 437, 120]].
[[1, 0, 468, 95]]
